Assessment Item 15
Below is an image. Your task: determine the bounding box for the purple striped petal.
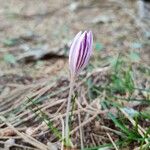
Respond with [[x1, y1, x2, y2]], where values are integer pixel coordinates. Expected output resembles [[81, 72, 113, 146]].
[[69, 30, 93, 77], [82, 31, 93, 70], [69, 31, 82, 73], [72, 31, 87, 74], [76, 31, 88, 70]]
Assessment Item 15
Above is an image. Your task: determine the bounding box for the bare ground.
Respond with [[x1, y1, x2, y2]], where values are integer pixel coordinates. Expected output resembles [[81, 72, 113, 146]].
[[0, 0, 150, 149]]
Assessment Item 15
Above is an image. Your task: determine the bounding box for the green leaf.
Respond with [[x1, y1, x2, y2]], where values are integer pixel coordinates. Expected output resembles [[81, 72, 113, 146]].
[[108, 56, 118, 67], [108, 113, 137, 137], [4, 53, 16, 64], [129, 51, 140, 62], [3, 38, 20, 47], [95, 43, 104, 52], [87, 63, 94, 72]]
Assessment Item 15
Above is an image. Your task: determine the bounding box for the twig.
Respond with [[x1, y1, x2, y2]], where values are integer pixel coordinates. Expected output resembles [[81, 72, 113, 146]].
[[106, 132, 119, 150], [70, 112, 98, 135], [0, 116, 48, 150]]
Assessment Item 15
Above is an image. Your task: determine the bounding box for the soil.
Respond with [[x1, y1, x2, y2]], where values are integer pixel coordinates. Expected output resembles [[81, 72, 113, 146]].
[[0, 0, 149, 149]]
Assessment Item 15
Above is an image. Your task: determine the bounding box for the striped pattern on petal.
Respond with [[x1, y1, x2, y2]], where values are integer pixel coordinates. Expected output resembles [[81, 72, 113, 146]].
[[69, 30, 93, 77], [69, 31, 82, 74]]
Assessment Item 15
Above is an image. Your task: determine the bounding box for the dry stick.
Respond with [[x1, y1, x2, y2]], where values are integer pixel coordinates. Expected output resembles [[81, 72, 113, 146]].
[[56, 98, 68, 114], [0, 141, 37, 150], [0, 136, 21, 139], [0, 86, 41, 115], [26, 114, 62, 137], [92, 133, 108, 141], [90, 134, 96, 146], [0, 94, 30, 115], [0, 116, 48, 150], [0, 81, 40, 103], [100, 126, 122, 135], [70, 112, 98, 135], [78, 106, 84, 150], [0, 127, 26, 137], [52, 100, 141, 123], [13, 99, 65, 126], [52, 103, 142, 128], [0, 68, 109, 144], [12, 86, 67, 126], [0, 67, 108, 117], [7, 86, 66, 126], [12, 144, 38, 150], [0, 80, 48, 113], [32, 107, 97, 135], [65, 76, 75, 146], [0, 86, 28, 103], [69, 101, 142, 135], [106, 132, 119, 150]]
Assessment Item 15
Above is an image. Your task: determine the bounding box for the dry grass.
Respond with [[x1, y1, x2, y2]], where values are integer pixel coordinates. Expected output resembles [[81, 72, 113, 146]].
[[0, 0, 149, 149]]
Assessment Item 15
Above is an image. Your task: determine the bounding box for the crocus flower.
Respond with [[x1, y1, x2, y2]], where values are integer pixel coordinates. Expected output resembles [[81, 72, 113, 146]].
[[69, 31, 93, 77], [65, 31, 93, 147]]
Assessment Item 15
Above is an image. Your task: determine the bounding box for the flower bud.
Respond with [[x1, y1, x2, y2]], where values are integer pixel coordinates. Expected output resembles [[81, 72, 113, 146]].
[[69, 31, 93, 77]]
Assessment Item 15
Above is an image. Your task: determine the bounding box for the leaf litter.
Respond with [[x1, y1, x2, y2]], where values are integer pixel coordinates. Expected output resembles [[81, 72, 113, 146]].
[[0, 0, 150, 149]]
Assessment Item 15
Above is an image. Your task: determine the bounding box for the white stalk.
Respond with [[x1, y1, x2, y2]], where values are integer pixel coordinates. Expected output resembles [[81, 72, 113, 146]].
[[65, 75, 75, 146]]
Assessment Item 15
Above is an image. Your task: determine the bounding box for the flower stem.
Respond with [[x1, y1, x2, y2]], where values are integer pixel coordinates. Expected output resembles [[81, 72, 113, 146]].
[[65, 75, 75, 147]]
